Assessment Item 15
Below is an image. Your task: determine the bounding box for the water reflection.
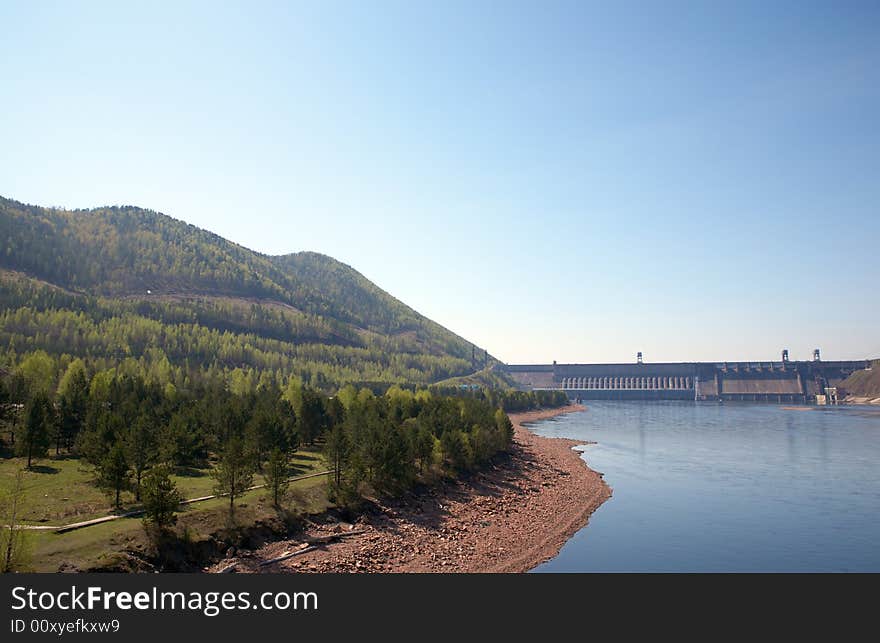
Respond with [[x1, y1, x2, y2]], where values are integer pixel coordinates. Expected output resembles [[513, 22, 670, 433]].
[[785, 413, 798, 464], [637, 404, 646, 464]]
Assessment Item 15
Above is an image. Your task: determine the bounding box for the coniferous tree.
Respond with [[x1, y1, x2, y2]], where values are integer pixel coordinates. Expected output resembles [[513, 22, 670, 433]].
[[78, 405, 123, 466], [324, 421, 350, 497], [17, 393, 53, 469], [55, 374, 88, 453], [212, 436, 255, 518], [126, 414, 157, 501], [440, 429, 472, 472], [414, 424, 436, 472], [494, 408, 514, 451], [141, 465, 181, 529], [264, 447, 290, 507], [0, 376, 12, 447], [159, 411, 202, 467], [297, 388, 327, 446], [97, 440, 131, 509], [57, 365, 89, 454]]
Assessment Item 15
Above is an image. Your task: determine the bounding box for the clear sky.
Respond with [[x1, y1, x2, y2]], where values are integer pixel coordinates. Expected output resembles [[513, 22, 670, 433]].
[[2, 1, 878, 364]]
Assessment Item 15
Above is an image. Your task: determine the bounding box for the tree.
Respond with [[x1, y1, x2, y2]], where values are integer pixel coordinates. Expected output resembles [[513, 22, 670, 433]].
[[97, 440, 131, 509], [56, 359, 89, 453], [1, 469, 32, 573], [244, 398, 287, 465], [407, 420, 435, 473], [141, 465, 181, 530], [323, 396, 344, 433], [282, 375, 304, 412], [440, 429, 472, 472], [159, 410, 203, 467], [375, 424, 413, 493], [335, 384, 358, 411], [57, 358, 88, 399], [88, 369, 115, 406], [211, 395, 247, 449], [264, 447, 290, 507], [77, 405, 123, 466], [494, 409, 514, 450], [470, 425, 493, 465], [16, 393, 53, 469], [212, 436, 255, 518], [125, 414, 157, 501], [323, 421, 350, 496], [0, 376, 12, 447], [16, 351, 56, 398], [278, 398, 299, 453], [297, 388, 327, 446]]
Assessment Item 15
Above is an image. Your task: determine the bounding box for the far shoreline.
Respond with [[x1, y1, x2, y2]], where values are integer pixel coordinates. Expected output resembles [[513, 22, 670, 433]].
[[208, 402, 612, 573]]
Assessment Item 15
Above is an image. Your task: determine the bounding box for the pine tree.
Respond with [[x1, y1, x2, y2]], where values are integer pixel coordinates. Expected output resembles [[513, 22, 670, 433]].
[[212, 436, 255, 518], [440, 429, 472, 472], [264, 447, 290, 507], [126, 414, 157, 501], [494, 409, 514, 450], [298, 388, 327, 446], [141, 465, 181, 529], [57, 368, 88, 454], [413, 423, 435, 473], [323, 422, 349, 495], [0, 376, 12, 444], [16, 393, 53, 469], [97, 440, 131, 508]]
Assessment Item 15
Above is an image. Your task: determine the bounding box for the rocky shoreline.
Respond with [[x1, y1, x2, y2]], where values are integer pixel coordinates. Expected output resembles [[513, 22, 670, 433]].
[[207, 404, 611, 573]]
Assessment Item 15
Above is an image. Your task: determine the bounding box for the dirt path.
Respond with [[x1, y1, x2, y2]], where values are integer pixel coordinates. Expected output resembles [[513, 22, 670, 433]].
[[10, 469, 335, 533], [208, 404, 611, 573]]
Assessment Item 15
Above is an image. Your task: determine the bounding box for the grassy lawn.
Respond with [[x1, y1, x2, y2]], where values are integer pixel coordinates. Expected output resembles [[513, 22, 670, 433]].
[[2, 446, 332, 572], [24, 472, 332, 572], [27, 515, 146, 572], [0, 456, 112, 524]]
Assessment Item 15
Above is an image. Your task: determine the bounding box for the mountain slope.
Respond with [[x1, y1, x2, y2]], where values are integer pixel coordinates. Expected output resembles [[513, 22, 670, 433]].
[[839, 361, 880, 399], [0, 196, 492, 390]]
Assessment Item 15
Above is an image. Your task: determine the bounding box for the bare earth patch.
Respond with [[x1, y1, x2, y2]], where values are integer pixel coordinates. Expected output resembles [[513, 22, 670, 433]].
[[207, 404, 611, 573]]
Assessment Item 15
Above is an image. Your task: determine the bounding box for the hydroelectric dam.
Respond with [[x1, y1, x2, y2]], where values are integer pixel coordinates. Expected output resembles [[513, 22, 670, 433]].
[[504, 351, 872, 403]]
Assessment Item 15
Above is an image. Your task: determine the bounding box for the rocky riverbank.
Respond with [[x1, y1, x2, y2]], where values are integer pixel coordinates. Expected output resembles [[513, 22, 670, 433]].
[[207, 404, 611, 573]]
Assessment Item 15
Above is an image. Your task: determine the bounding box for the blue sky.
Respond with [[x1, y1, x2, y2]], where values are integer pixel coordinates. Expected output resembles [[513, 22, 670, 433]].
[[2, 1, 878, 363]]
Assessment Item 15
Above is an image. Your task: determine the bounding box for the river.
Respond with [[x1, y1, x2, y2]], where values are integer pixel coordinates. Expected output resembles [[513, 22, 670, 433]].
[[529, 401, 880, 572]]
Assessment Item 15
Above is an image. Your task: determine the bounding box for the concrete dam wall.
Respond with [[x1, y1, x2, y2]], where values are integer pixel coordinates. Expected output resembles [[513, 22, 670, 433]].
[[505, 358, 871, 403]]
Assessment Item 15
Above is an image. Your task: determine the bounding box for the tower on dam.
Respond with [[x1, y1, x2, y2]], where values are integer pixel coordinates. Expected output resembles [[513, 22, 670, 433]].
[[504, 352, 871, 403]]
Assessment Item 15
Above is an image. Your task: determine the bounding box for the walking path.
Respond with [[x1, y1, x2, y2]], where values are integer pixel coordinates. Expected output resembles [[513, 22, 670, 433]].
[[9, 469, 334, 533]]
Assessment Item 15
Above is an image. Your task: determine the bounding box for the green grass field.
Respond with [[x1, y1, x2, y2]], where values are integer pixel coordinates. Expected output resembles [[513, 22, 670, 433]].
[[1, 447, 331, 572], [1, 456, 112, 524]]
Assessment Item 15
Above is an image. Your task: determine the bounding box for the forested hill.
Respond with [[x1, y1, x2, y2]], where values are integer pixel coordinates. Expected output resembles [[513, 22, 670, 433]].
[[0, 196, 496, 391]]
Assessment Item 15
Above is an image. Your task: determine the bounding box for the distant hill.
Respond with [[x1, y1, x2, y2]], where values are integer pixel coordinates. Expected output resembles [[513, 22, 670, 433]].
[[0, 196, 495, 390], [839, 361, 880, 400]]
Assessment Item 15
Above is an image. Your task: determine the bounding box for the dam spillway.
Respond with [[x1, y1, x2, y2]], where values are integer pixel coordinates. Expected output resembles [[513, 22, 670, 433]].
[[504, 357, 871, 403]]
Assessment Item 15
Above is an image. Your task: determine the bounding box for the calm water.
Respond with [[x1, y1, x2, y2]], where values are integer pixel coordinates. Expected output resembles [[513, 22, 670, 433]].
[[530, 402, 880, 572]]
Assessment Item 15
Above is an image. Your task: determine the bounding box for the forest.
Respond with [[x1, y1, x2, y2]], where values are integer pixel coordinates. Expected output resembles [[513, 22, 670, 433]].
[[0, 196, 499, 390], [0, 362, 567, 516], [0, 195, 570, 571], [0, 197, 480, 357]]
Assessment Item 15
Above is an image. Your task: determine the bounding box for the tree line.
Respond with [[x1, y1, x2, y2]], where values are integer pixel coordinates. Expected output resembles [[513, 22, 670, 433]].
[[0, 360, 568, 524], [426, 385, 569, 412], [1, 318, 473, 394]]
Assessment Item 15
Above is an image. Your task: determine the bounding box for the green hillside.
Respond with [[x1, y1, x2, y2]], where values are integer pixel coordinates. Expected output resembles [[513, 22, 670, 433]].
[[0, 196, 493, 391]]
